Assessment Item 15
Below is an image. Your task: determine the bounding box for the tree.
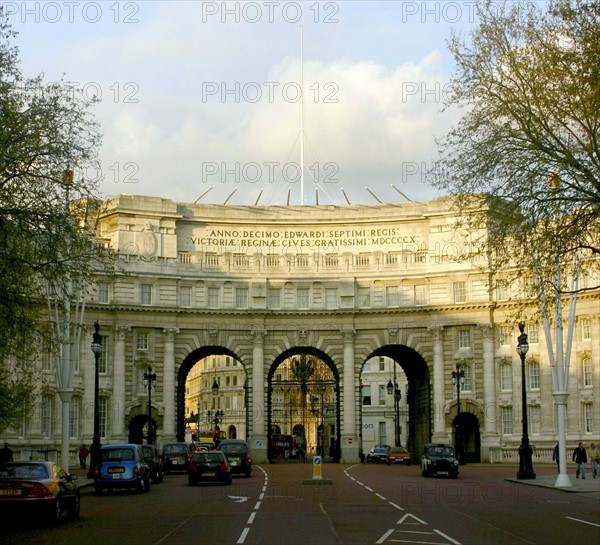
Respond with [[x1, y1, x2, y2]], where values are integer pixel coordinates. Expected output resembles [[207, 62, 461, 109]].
[[433, 0, 599, 271], [433, 0, 599, 487], [0, 10, 104, 434]]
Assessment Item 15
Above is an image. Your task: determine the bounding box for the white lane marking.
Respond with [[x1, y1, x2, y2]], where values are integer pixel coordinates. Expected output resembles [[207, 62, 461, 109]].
[[151, 515, 195, 545], [376, 493, 387, 500], [389, 502, 405, 511], [566, 516, 600, 528], [236, 527, 250, 544], [434, 528, 463, 544], [247, 512, 256, 524], [376, 529, 394, 544]]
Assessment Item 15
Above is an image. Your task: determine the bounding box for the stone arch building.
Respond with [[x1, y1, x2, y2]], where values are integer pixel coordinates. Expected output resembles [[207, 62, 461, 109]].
[[7, 194, 598, 464]]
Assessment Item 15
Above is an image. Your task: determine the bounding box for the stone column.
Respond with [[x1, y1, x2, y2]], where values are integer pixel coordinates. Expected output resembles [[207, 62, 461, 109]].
[[250, 329, 267, 463], [479, 323, 499, 462], [340, 328, 359, 462], [429, 324, 447, 442], [162, 328, 179, 442], [112, 325, 129, 442]]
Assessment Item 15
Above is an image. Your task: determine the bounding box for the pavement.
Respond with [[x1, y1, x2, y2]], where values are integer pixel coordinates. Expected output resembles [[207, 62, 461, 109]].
[[505, 472, 600, 494], [68, 465, 600, 495]]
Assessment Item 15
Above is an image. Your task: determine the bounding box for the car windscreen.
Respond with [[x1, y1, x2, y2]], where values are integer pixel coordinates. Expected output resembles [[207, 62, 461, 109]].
[[220, 444, 247, 455], [428, 446, 454, 457], [101, 448, 135, 461], [163, 444, 188, 454], [193, 453, 223, 463], [0, 463, 49, 479]]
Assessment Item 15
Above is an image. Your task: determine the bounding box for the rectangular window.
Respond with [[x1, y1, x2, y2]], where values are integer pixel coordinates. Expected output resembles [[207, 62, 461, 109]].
[[179, 286, 192, 307], [461, 365, 472, 392], [498, 326, 511, 346], [207, 287, 219, 308], [99, 335, 108, 373], [529, 405, 540, 435], [581, 318, 591, 340], [495, 281, 508, 301], [137, 332, 148, 351], [386, 286, 400, 307], [379, 357, 385, 372], [235, 287, 248, 308], [414, 285, 427, 306], [98, 281, 109, 303], [42, 349, 52, 372], [379, 385, 386, 406], [325, 288, 338, 309], [528, 362, 540, 390], [500, 364, 512, 391], [141, 283, 152, 305], [458, 329, 471, 349], [528, 323, 539, 344], [99, 397, 107, 438], [378, 422, 387, 445], [502, 407, 513, 435], [362, 385, 371, 406], [583, 403, 593, 433], [357, 287, 371, 307], [583, 358, 592, 387], [268, 288, 281, 309], [453, 281, 467, 303], [297, 288, 309, 309], [69, 397, 79, 438], [41, 395, 53, 437]]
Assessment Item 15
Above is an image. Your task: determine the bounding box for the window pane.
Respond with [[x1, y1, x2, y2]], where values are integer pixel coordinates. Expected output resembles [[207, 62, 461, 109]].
[[179, 286, 192, 307], [453, 281, 467, 303], [141, 284, 152, 305]]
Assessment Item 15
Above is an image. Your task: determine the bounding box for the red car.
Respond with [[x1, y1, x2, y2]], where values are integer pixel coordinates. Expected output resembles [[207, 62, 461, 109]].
[[387, 446, 412, 465]]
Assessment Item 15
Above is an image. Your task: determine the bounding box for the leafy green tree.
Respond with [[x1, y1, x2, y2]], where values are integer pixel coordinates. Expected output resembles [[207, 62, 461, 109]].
[[0, 11, 104, 433], [433, 0, 599, 284]]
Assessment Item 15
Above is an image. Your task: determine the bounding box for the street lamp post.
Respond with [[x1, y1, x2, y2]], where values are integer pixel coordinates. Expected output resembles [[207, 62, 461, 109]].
[[451, 363, 465, 465], [386, 371, 402, 447], [207, 409, 224, 443], [143, 367, 157, 445], [516, 323, 536, 480], [88, 321, 102, 479]]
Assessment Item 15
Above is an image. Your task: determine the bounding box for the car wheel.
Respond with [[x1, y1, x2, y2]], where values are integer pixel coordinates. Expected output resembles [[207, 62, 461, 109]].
[[94, 484, 104, 494], [188, 477, 195, 486], [48, 498, 62, 523], [226, 474, 233, 485], [68, 492, 81, 519], [137, 477, 147, 493], [144, 476, 151, 492]]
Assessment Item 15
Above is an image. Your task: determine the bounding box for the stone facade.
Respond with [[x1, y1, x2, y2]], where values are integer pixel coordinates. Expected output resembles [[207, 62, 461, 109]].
[[5, 194, 599, 465]]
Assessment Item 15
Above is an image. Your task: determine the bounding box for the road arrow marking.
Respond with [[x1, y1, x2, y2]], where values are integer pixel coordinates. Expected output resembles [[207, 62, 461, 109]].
[[397, 513, 427, 525], [229, 495, 249, 503]]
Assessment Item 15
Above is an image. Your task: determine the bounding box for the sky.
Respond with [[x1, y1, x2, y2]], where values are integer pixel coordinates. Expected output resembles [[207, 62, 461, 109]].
[[6, 0, 483, 206]]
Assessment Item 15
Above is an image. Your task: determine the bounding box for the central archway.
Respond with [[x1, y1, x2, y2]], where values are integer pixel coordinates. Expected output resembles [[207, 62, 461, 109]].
[[267, 347, 341, 463], [362, 345, 431, 462]]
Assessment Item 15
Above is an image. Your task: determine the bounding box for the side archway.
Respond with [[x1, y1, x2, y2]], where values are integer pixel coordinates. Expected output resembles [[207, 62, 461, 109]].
[[175, 346, 245, 442], [362, 345, 431, 462]]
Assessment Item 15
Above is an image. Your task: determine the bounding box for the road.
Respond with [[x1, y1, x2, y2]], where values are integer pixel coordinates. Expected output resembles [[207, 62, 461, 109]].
[[1, 464, 598, 545]]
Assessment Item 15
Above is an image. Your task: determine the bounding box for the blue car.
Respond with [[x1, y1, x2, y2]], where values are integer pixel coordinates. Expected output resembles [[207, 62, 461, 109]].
[[94, 444, 151, 494]]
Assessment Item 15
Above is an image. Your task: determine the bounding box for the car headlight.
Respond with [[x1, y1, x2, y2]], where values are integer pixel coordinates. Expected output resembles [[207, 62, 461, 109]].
[[453, 460, 459, 466]]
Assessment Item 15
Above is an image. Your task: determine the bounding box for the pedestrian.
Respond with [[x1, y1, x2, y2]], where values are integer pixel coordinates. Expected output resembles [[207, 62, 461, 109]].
[[588, 443, 598, 479], [572, 442, 587, 479], [552, 442, 559, 473], [79, 444, 89, 469], [0, 442, 14, 463]]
